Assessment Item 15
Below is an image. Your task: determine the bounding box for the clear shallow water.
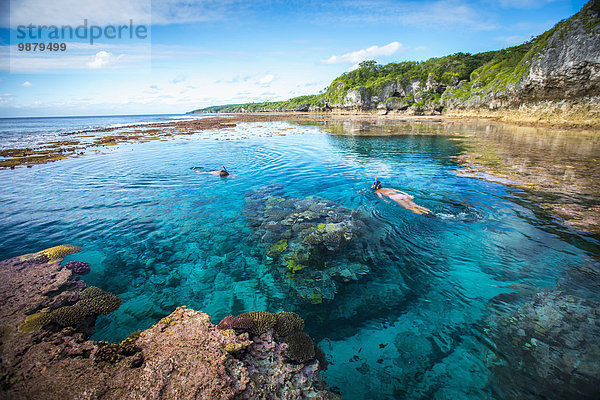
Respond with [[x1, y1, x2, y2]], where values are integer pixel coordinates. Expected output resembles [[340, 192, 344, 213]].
[[0, 119, 599, 399]]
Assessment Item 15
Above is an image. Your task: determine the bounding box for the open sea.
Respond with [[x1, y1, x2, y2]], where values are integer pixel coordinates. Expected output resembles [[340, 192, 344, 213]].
[[0, 114, 598, 399]]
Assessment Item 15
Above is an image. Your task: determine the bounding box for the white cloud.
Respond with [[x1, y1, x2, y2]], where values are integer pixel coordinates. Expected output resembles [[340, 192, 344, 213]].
[[0, 93, 15, 105], [348, 64, 360, 72], [322, 42, 403, 64], [170, 75, 187, 84], [258, 74, 275, 86], [217, 73, 253, 84], [495, 35, 528, 45], [87, 50, 117, 68], [414, 46, 428, 51], [22, 81, 32, 86]]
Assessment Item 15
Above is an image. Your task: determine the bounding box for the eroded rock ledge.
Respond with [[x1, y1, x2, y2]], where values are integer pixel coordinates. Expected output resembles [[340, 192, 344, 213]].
[[0, 246, 339, 400]]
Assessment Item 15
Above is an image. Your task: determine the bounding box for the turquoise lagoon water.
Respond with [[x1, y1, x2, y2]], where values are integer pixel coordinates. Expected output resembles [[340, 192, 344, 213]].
[[0, 119, 599, 399]]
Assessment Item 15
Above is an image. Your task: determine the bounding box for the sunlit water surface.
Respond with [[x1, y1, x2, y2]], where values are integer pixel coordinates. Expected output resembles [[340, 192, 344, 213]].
[[1, 120, 598, 400]]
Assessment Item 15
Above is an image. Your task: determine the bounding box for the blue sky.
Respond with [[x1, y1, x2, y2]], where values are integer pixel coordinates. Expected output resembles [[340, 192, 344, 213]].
[[0, 0, 589, 117]]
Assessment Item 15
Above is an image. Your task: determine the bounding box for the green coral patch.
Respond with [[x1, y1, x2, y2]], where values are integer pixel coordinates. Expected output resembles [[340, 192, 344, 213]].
[[18, 312, 52, 333]]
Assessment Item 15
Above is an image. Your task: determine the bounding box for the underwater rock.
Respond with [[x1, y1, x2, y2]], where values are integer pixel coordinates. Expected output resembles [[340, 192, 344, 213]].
[[0, 248, 339, 399], [487, 290, 600, 399], [244, 188, 376, 303]]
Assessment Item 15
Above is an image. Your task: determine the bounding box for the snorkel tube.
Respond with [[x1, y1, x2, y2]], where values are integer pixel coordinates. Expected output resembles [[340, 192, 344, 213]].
[[219, 165, 230, 177], [372, 176, 381, 190]]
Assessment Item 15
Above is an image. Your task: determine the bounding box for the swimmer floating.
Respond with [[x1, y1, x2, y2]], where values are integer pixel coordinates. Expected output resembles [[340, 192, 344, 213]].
[[371, 177, 433, 216]]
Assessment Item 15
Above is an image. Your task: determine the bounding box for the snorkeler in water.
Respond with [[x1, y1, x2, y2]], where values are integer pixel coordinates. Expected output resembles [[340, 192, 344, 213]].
[[198, 165, 231, 177], [372, 177, 433, 216]]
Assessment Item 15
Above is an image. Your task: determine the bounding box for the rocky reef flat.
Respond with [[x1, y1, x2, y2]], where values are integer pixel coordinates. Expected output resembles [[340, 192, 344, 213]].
[[0, 245, 339, 399]]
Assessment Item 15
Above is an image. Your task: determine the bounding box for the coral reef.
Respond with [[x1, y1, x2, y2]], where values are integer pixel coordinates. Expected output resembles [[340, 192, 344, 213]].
[[487, 290, 600, 399], [94, 342, 120, 363], [50, 304, 90, 327], [17, 312, 52, 333], [217, 314, 254, 331], [0, 249, 339, 399], [64, 261, 91, 275], [79, 292, 122, 315], [244, 188, 377, 303], [80, 286, 107, 299], [238, 310, 276, 336], [274, 311, 305, 338], [37, 245, 81, 261], [283, 331, 316, 363], [45, 286, 122, 328], [218, 310, 323, 368]]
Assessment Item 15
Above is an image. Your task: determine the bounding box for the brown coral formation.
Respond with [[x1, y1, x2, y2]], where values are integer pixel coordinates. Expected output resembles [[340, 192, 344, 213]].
[[0, 248, 339, 399], [274, 311, 305, 338], [283, 331, 316, 363], [238, 310, 276, 336]]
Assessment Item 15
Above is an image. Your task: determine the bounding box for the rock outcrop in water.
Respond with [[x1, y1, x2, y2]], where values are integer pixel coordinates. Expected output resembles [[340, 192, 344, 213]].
[[0, 246, 339, 399], [245, 187, 377, 304]]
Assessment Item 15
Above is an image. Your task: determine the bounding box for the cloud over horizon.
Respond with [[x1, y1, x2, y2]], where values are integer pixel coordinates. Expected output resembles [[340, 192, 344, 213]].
[[322, 42, 404, 64]]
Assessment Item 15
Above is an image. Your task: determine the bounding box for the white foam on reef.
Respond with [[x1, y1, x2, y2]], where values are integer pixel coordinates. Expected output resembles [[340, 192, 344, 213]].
[[436, 211, 470, 221], [191, 121, 321, 141]]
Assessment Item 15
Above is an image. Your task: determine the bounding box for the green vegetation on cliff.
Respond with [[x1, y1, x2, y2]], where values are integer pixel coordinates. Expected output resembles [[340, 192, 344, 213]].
[[192, 95, 322, 113]]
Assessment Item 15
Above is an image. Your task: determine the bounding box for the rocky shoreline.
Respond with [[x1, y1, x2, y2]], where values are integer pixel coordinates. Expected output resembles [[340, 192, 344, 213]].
[[0, 246, 339, 399]]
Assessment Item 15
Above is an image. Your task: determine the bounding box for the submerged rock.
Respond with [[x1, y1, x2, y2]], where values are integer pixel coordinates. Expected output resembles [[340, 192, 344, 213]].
[[0, 246, 339, 399], [244, 188, 377, 303]]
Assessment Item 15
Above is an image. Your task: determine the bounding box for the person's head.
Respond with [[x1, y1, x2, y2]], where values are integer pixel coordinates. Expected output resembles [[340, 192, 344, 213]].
[[220, 165, 229, 177], [371, 177, 382, 190]]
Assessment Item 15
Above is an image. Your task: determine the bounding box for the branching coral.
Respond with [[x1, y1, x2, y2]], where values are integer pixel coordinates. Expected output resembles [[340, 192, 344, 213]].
[[80, 286, 106, 299], [80, 295, 122, 315], [48, 286, 122, 327], [79, 286, 122, 315], [117, 331, 141, 356], [94, 342, 120, 363], [50, 304, 90, 326], [64, 261, 91, 275]]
